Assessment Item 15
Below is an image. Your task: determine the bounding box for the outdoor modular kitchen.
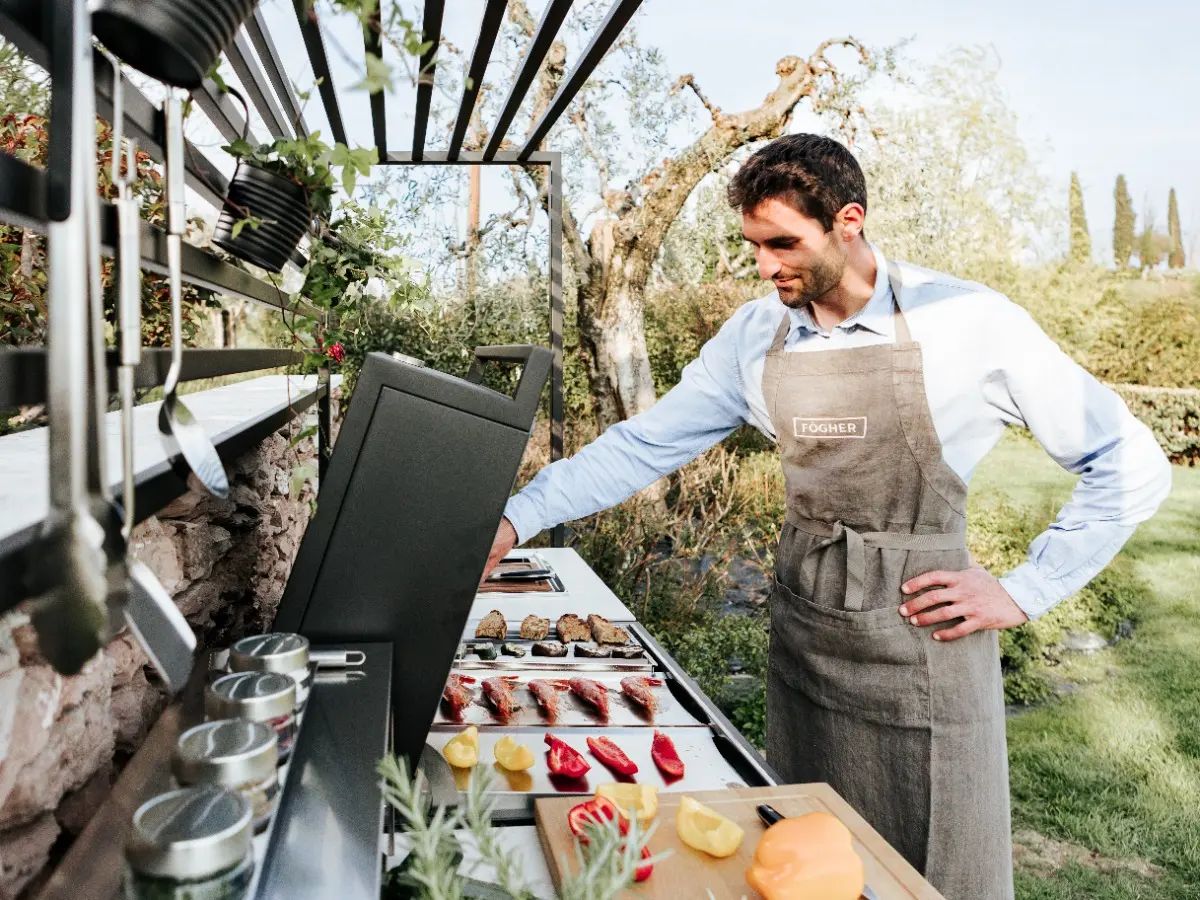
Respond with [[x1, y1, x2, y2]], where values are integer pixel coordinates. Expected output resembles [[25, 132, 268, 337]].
[[0, 1, 951, 899]]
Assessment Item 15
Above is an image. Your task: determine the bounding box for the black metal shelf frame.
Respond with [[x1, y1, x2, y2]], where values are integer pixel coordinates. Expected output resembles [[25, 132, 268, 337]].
[[0, 378, 332, 615]]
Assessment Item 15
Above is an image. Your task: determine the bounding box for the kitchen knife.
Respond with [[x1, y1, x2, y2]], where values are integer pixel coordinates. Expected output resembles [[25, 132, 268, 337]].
[[755, 805, 880, 900]]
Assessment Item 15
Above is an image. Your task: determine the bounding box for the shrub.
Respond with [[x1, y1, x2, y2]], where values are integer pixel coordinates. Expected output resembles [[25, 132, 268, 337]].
[[968, 491, 1151, 704], [1110, 384, 1200, 466]]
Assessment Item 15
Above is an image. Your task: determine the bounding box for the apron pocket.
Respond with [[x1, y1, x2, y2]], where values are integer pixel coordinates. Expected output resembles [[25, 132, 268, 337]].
[[770, 579, 930, 729]]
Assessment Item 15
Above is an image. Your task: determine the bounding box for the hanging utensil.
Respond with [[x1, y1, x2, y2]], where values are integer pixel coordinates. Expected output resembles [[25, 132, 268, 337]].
[[104, 51, 196, 694], [157, 89, 229, 499], [29, 0, 110, 674]]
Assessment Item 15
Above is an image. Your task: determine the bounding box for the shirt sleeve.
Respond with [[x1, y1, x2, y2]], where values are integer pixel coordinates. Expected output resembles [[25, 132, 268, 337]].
[[503, 313, 755, 545], [981, 298, 1172, 619]]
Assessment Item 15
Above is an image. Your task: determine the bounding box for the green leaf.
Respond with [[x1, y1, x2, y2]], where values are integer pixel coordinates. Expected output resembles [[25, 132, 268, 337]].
[[353, 52, 393, 95], [289, 424, 318, 448], [230, 218, 248, 239]]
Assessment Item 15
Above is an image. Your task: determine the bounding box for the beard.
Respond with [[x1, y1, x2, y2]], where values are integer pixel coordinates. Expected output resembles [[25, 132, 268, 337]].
[[774, 235, 846, 309]]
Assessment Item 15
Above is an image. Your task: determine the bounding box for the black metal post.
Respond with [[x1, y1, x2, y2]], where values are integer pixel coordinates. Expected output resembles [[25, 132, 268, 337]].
[[317, 365, 331, 485], [549, 153, 565, 548]]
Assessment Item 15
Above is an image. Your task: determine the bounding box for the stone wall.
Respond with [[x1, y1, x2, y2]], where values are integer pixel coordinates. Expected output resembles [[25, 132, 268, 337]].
[[0, 398, 338, 900]]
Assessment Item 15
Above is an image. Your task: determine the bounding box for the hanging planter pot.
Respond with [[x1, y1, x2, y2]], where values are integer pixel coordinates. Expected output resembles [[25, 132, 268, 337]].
[[213, 162, 312, 273], [90, 0, 260, 89]]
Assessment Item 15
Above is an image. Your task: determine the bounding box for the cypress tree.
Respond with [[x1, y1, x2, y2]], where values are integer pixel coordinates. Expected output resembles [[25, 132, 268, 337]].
[[1068, 172, 1091, 265], [1113, 175, 1135, 269], [1168, 188, 1185, 269]]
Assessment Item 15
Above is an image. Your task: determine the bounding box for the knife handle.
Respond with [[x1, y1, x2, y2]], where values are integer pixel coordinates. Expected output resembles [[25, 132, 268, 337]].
[[756, 804, 786, 827]]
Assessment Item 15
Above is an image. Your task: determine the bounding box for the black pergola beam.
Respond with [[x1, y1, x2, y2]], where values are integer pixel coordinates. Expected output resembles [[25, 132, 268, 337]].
[[364, 3, 386, 159], [384, 150, 558, 165], [411, 0, 446, 160], [193, 78, 257, 144], [519, 0, 644, 159], [0, 348, 303, 411], [246, 8, 309, 137], [448, 0, 507, 160], [293, 0, 347, 145], [483, 0, 573, 159], [227, 29, 291, 139]]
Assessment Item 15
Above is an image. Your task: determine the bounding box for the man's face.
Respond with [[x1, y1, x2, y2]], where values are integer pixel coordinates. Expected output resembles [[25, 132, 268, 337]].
[[741, 198, 847, 308]]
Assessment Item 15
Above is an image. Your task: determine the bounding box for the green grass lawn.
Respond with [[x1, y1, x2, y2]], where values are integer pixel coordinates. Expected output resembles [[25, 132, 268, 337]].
[[971, 433, 1200, 899]]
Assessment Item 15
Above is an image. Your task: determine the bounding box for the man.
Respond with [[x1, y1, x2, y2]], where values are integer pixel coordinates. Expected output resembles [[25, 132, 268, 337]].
[[482, 135, 1172, 898]]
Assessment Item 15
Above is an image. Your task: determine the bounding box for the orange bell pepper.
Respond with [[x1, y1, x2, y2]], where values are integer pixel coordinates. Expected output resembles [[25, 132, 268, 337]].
[[745, 811, 865, 900]]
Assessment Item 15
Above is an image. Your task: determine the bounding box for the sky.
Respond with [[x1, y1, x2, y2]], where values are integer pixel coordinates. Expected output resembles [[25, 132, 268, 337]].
[[221, 0, 1200, 268]]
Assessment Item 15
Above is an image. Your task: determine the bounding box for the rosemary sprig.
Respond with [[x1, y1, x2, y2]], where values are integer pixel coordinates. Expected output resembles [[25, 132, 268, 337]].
[[378, 752, 671, 900]]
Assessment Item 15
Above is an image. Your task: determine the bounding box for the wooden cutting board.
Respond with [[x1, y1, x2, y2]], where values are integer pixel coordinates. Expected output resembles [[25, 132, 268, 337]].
[[534, 783, 946, 900]]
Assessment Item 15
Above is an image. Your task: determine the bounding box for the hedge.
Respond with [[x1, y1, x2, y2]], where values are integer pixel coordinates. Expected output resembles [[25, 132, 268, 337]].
[[1111, 383, 1200, 466]]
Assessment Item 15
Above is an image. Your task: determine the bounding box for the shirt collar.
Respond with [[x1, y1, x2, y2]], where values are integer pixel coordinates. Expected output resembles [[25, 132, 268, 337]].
[[786, 243, 894, 339]]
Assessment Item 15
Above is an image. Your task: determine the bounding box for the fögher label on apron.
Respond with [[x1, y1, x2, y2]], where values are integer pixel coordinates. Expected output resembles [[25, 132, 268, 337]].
[[793, 416, 868, 438], [761, 260, 1014, 900]]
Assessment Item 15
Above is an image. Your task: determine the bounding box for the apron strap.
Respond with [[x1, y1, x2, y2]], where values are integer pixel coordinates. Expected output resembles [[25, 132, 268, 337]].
[[886, 260, 913, 345], [767, 313, 791, 355], [787, 513, 964, 611]]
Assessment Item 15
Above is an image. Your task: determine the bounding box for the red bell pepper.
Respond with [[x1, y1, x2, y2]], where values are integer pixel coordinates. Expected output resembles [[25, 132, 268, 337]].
[[650, 730, 685, 779], [567, 795, 626, 841], [545, 733, 591, 779], [586, 736, 639, 776], [634, 845, 654, 882]]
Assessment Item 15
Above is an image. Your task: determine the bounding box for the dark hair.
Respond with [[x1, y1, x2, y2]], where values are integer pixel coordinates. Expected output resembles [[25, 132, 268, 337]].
[[726, 134, 867, 231]]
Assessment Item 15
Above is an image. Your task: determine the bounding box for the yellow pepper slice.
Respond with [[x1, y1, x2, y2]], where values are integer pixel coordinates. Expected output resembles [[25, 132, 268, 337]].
[[493, 735, 534, 771], [676, 795, 745, 859], [443, 725, 479, 769], [595, 783, 659, 824]]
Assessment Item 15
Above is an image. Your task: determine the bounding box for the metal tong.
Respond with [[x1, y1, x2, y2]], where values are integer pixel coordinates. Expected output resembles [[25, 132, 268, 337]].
[[101, 53, 196, 694], [30, 0, 111, 675], [157, 88, 229, 499]]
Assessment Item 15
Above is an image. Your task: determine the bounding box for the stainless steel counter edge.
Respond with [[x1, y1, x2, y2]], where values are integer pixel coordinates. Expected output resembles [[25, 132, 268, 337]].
[[629, 623, 782, 788], [253, 643, 392, 900]]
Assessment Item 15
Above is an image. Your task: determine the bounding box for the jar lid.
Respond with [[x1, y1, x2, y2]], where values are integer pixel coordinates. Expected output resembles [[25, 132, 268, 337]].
[[173, 720, 278, 788], [126, 785, 251, 879], [206, 672, 296, 722], [228, 633, 309, 675]]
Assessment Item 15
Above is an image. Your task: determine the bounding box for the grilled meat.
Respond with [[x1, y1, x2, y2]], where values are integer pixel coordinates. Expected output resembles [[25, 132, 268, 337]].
[[519, 614, 550, 640], [441, 673, 476, 715], [481, 676, 520, 720], [528, 678, 570, 720], [556, 614, 592, 643], [620, 676, 663, 714], [611, 646, 644, 660], [475, 610, 507, 640], [501, 642, 527, 658], [587, 614, 629, 645], [532, 640, 567, 657], [569, 676, 610, 719]]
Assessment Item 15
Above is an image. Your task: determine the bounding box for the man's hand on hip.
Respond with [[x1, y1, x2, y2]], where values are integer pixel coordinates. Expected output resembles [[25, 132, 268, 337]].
[[480, 517, 518, 584], [898, 566, 1029, 641]]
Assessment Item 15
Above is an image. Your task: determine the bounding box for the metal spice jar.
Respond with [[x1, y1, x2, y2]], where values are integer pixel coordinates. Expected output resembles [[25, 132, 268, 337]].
[[124, 785, 253, 900], [227, 633, 313, 711], [173, 720, 280, 832], [206, 672, 297, 763]]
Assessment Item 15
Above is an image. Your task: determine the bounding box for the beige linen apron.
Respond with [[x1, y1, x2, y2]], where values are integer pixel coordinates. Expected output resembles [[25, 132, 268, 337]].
[[762, 262, 1013, 899]]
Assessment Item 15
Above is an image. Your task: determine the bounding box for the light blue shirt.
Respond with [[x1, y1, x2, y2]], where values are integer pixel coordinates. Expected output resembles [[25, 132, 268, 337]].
[[505, 246, 1172, 619]]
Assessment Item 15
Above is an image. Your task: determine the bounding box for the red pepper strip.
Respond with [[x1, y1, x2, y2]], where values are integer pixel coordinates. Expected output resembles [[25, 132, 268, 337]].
[[545, 733, 591, 779], [650, 730, 685, 779], [567, 796, 626, 841], [634, 845, 653, 882], [586, 736, 639, 776]]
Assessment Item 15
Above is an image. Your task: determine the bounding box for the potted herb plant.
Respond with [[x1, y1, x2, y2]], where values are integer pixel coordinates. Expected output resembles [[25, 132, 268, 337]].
[[213, 110, 375, 274], [90, 0, 260, 89]]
